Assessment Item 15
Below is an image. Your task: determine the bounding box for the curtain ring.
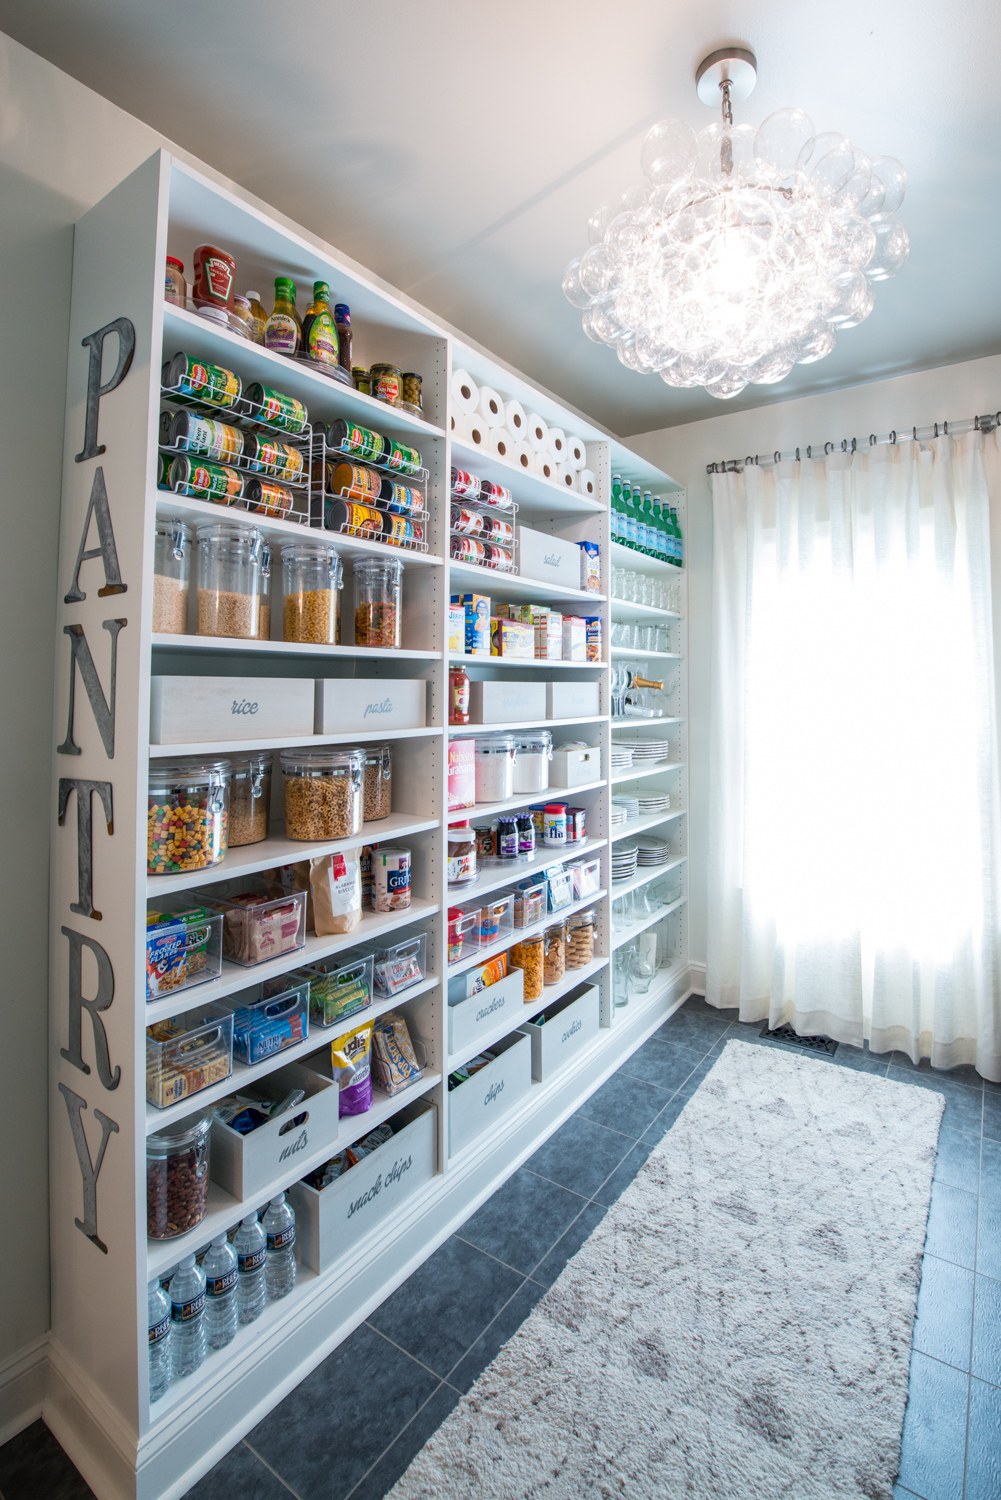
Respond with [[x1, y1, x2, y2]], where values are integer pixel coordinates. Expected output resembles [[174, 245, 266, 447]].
[[943, 420, 948, 435], [795, 447, 800, 462], [851, 437, 857, 454], [889, 430, 897, 444], [773, 451, 781, 464], [912, 426, 917, 441], [869, 433, 877, 446], [825, 442, 834, 455], [745, 456, 755, 468], [934, 421, 939, 437]]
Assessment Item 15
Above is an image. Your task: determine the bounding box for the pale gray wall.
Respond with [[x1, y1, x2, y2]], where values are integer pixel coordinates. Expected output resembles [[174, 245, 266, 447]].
[[626, 353, 1001, 978]]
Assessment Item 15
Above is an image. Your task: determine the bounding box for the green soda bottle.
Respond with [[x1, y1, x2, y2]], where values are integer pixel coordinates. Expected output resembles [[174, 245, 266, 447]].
[[669, 504, 683, 567], [641, 491, 655, 556], [611, 474, 624, 545]]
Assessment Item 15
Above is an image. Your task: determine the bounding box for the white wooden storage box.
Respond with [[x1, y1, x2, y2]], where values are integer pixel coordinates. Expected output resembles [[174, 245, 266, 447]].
[[150, 676, 314, 744], [314, 678, 426, 734], [448, 967, 525, 1055], [448, 1031, 532, 1157], [288, 1099, 437, 1274], [210, 1058, 340, 1200], [521, 983, 600, 1082], [516, 526, 581, 590], [468, 679, 547, 725], [550, 745, 602, 788], [547, 680, 601, 720]]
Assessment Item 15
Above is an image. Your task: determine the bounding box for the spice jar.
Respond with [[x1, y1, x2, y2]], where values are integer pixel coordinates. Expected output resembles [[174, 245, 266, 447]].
[[281, 747, 364, 840], [566, 909, 596, 968], [401, 372, 423, 414], [544, 920, 566, 985], [164, 255, 185, 305], [281, 542, 342, 644], [148, 759, 231, 875], [475, 736, 516, 804], [153, 518, 192, 634], [370, 362, 402, 407], [509, 933, 544, 1001], [447, 824, 477, 885], [363, 744, 392, 822], [195, 521, 264, 638], [449, 663, 470, 725], [147, 1111, 211, 1240], [354, 556, 403, 648], [512, 731, 552, 794], [227, 752, 272, 847]]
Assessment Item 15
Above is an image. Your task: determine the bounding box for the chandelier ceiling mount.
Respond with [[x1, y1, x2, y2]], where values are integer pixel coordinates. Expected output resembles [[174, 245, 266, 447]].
[[562, 47, 909, 399]]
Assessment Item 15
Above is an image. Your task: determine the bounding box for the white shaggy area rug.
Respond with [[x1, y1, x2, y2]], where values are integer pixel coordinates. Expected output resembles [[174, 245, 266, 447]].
[[389, 1039, 944, 1500]]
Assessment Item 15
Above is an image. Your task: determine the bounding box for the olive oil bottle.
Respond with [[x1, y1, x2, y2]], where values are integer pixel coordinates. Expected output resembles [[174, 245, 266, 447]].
[[301, 281, 339, 368]]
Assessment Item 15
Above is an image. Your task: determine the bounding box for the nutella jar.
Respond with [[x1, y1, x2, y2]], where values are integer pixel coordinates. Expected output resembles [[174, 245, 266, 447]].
[[448, 825, 477, 885]]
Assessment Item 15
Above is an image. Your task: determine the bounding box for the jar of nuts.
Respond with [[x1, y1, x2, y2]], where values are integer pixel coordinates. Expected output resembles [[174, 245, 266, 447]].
[[195, 521, 265, 639], [146, 1111, 211, 1240], [281, 747, 364, 840], [281, 541, 343, 644], [543, 920, 566, 986], [508, 932, 544, 1002], [153, 517, 192, 634], [148, 759, 232, 875], [227, 751, 272, 847], [363, 744, 392, 821], [566, 908, 596, 969], [354, 556, 403, 648]]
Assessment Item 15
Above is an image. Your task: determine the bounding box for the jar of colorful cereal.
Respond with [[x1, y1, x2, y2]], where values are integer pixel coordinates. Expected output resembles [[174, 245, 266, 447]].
[[148, 759, 232, 874]]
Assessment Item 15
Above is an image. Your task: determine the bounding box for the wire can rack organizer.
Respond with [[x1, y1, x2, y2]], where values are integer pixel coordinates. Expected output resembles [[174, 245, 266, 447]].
[[449, 490, 519, 573], [158, 379, 317, 527], [312, 431, 430, 552]]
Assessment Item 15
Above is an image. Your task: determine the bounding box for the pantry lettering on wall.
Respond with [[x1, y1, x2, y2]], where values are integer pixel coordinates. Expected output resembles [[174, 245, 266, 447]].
[[57, 318, 134, 1253]]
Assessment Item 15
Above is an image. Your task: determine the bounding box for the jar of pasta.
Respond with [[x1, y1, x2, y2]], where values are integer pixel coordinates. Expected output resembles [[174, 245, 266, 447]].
[[195, 522, 264, 639], [509, 933, 544, 1002], [281, 748, 364, 840], [354, 556, 403, 648], [227, 752, 272, 847], [281, 542, 342, 644]]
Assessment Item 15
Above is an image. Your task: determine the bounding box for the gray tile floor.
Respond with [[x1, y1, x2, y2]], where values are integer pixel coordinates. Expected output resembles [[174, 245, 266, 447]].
[[2, 997, 998, 1500]]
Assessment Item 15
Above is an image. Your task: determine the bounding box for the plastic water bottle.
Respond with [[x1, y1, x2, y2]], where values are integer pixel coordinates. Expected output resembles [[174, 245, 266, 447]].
[[202, 1233, 238, 1350], [168, 1254, 206, 1379], [148, 1280, 172, 1402], [234, 1214, 266, 1325], [262, 1193, 297, 1300]]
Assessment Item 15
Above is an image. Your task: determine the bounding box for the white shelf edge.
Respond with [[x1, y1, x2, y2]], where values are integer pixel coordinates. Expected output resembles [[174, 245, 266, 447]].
[[449, 560, 606, 606], [447, 654, 606, 671], [611, 896, 688, 951], [610, 808, 687, 843], [450, 778, 606, 820], [448, 717, 606, 739], [610, 600, 682, 622], [610, 855, 687, 899], [611, 761, 685, 785], [450, 436, 606, 515], [149, 727, 444, 757], [153, 634, 442, 661], [610, 647, 682, 661]]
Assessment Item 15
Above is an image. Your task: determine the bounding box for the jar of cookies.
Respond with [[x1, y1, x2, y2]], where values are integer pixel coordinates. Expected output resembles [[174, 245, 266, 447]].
[[566, 909, 596, 969]]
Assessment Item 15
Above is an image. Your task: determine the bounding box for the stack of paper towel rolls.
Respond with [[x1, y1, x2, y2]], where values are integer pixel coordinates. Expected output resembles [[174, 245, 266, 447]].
[[450, 369, 591, 491]]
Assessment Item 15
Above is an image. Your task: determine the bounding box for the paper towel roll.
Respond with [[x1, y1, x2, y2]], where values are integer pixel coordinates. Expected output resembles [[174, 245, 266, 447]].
[[466, 411, 490, 449], [578, 468, 597, 498], [567, 434, 587, 469], [476, 386, 505, 428], [512, 441, 535, 472], [450, 411, 470, 441], [488, 428, 515, 461], [451, 368, 479, 415], [526, 413, 549, 452], [504, 400, 527, 439], [534, 451, 557, 482], [547, 427, 568, 463], [557, 462, 577, 489]]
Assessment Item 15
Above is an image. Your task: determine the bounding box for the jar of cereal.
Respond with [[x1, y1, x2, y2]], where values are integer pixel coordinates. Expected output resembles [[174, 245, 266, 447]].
[[147, 759, 232, 875]]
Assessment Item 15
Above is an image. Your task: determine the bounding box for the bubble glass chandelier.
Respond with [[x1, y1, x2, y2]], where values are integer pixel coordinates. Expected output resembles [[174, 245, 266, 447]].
[[562, 49, 909, 399]]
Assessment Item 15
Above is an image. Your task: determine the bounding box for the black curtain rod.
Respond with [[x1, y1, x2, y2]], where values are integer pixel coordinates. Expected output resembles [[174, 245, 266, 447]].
[[706, 411, 1001, 475]]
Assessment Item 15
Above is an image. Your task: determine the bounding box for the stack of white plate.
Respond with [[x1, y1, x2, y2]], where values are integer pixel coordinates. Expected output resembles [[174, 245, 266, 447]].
[[610, 746, 635, 773], [637, 792, 671, 814], [612, 795, 638, 820], [612, 843, 639, 881], [637, 838, 672, 867], [628, 738, 672, 763], [610, 802, 629, 827]]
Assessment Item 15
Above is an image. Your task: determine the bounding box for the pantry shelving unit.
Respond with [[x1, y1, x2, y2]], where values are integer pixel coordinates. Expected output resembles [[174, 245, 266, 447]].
[[47, 149, 691, 1500]]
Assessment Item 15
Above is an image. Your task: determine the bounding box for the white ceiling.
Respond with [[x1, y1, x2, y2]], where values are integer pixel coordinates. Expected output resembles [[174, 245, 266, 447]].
[[3, 0, 1000, 436]]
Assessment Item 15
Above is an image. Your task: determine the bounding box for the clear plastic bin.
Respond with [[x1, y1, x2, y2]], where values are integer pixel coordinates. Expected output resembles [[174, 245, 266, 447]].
[[224, 978, 310, 1064], [297, 952, 373, 1029], [146, 1004, 234, 1110], [196, 879, 307, 967], [145, 905, 223, 1000], [569, 857, 601, 901], [513, 883, 547, 929], [371, 932, 426, 997], [447, 906, 480, 965], [476, 894, 514, 948]]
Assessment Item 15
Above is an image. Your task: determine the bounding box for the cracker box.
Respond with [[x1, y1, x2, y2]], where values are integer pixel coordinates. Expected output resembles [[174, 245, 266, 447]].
[[448, 737, 476, 810], [534, 609, 563, 660], [562, 616, 586, 662], [490, 619, 535, 660], [447, 603, 464, 654]]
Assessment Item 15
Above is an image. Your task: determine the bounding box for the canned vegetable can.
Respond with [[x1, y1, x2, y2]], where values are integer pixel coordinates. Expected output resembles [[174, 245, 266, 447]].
[[169, 456, 244, 504], [450, 467, 481, 499], [169, 411, 244, 464], [163, 353, 242, 409], [326, 461, 383, 501], [384, 483, 420, 516], [245, 479, 294, 517], [244, 382, 308, 434], [325, 500, 384, 539], [382, 514, 422, 548], [385, 440, 422, 477], [324, 420, 387, 464]]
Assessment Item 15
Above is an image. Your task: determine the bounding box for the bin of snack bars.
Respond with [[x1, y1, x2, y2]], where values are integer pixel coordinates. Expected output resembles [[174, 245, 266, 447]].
[[146, 1004, 234, 1111], [223, 977, 310, 1065], [296, 951, 373, 1030], [196, 878, 306, 967], [146, 905, 223, 1000], [147, 1110, 211, 1239], [371, 1010, 426, 1097], [371, 932, 426, 997]]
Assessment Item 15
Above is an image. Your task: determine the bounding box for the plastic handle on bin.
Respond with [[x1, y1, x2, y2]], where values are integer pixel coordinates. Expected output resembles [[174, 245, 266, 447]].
[[394, 936, 420, 958], [264, 995, 297, 1019], [175, 1027, 222, 1057], [339, 960, 366, 984]]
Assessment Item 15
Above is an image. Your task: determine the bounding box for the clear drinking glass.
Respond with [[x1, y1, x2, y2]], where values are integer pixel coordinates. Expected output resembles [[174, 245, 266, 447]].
[[655, 624, 672, 652], [628, 944, 655, 995], [626, 570, 639, 601], [613, 946, 631, 1007]]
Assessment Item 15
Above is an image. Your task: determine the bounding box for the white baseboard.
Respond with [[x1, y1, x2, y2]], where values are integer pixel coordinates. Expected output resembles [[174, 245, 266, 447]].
[[0, 1335, 47, 1449], [688, 961, 706, 992]]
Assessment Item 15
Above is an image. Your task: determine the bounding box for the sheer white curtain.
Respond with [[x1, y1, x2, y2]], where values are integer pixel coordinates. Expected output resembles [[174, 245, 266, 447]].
[[707, 433, 1001, 1080]]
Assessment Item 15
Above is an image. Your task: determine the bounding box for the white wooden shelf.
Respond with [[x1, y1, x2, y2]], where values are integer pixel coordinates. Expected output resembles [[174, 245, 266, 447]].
[[448, 837, 606, 905], [611, 540, 685, 575], [149, 726, 443, 757], [449, 560, 606, 605], [450, 777, 606, 821], [611, 760, 685, 785], [163, 303, 447, 440], [153, 634, 442, 661], [611, 896, 688, 951], [448, 717, 605, 739], [610, 647, 682, 662], [610, 856, 687, 900], [610, 807, 687, 842], [447, 955, 609, 1071], [146, 1070, 443, 1275], [448, 653, 605, 671], [147, 813, 442, 897], [450, 437, 605, 517], [610, 599, 682, 621]]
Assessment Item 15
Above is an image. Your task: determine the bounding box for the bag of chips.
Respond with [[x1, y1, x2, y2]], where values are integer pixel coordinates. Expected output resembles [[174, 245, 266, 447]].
[[330, 1020, 373, 1115]]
